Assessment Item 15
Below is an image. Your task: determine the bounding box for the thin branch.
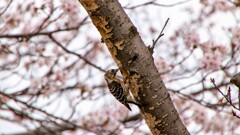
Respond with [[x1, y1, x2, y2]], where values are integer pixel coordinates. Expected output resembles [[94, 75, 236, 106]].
[[0, 91, 85, 129], [0, 0, 12, 16], [160, 49, 193, 75], [124, 0, 192, 9], [152, 18, 170, 47], [226, 0, 240, 6], [148, 18, 170, 53], [49, 35, 105, 72], [0, 17, 88, 39], [210, 78, 240, 114], [9, 123, 82, 135]]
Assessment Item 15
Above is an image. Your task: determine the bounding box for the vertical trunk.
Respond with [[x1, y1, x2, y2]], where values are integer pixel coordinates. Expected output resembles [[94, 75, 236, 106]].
[[78, 0, 190, 134]]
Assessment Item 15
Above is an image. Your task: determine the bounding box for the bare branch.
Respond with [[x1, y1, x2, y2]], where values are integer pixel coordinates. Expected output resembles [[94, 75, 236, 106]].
[[49, 35, 105, 72], [0, 0, 13, 16], [148, 18, 170, 53], [124, 0, 192, 9]]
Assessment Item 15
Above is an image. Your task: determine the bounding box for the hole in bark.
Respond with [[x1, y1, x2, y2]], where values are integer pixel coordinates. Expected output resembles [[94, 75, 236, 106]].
[[130, 70, 138, 75], [132, 54, 138, 61]]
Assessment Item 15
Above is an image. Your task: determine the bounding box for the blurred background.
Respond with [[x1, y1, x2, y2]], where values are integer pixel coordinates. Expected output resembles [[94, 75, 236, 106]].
[[0, 0, 240, 134]]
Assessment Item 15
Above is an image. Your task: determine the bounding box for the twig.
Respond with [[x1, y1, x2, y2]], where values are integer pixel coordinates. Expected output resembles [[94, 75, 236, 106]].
[[0, 0, 12, 16], [0, 91, 80, 128], [210, 78, 240, 116], [124, 0, 192, 9], [49, 35, 106, 72], [0, 16, 88, 39], [226, 0, 240, 6], [148, 18, 170, 53], [160, 50, 193, 75], [211, 78, 231, 105]]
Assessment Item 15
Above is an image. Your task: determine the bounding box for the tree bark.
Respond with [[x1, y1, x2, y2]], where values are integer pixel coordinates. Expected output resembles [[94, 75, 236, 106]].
[[78, 0, 190, 134]]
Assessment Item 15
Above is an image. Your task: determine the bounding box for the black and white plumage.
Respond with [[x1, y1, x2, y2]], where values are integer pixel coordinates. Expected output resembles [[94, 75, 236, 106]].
[[104, 69, 131, 111]]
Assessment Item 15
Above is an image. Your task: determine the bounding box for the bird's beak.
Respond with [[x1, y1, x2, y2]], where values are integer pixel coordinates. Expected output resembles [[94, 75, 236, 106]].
[[113, 69, 119, 74]]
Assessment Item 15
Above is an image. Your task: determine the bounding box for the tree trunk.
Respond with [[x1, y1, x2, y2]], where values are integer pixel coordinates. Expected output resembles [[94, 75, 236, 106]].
[[78, 0, 190, 134]]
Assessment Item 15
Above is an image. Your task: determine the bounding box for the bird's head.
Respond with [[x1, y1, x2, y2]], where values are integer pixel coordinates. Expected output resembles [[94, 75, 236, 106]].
[[104, 69, 119, 82]]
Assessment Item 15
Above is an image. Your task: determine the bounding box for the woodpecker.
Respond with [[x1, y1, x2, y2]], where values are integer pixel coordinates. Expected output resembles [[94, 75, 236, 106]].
[[104, 69, 132, 111]]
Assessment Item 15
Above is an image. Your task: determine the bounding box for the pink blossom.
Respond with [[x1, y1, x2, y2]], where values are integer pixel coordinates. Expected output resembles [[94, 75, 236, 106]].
[[154, 57, 170, 73], [200, 40, 228, 70], [201, 40, 214, 53], [60, 0, 81, 26], [115, 104, 129, 120], [229, 26, 240, 43], [79, 106, 123, 133], [200, 52, 222, 70], [200, 0, 210, 6], [206, 114, 224, 133], [193, 108, 207, 124], [213, 0, 235, 12], [55, 70, 68, 83], [184, 30, 200, 49]]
